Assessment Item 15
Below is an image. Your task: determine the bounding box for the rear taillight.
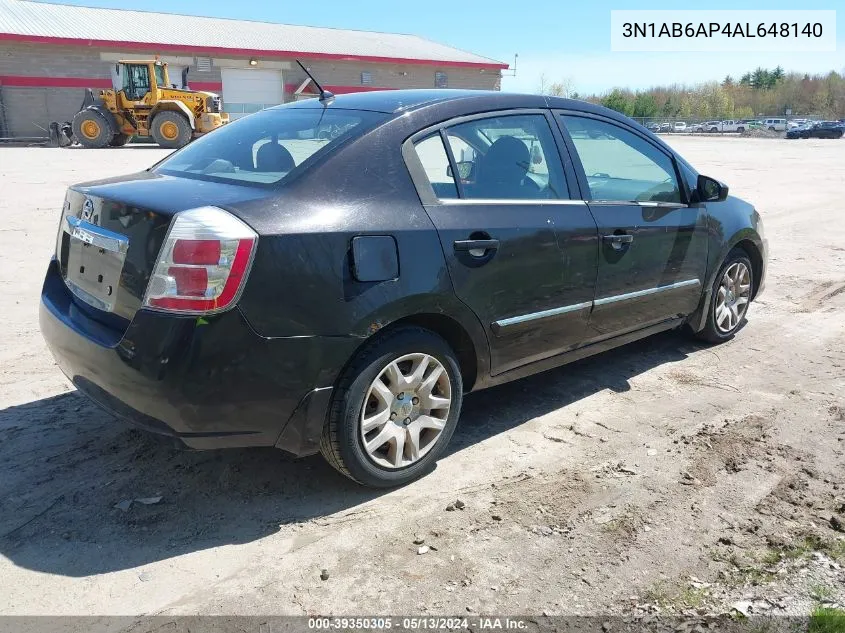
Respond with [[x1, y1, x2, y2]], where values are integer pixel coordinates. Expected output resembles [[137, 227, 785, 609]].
[[143, 206, 257, 314]]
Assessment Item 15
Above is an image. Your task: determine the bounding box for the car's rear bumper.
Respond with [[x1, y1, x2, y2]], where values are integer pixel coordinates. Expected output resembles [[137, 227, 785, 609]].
[[39, 259, 359, 455]]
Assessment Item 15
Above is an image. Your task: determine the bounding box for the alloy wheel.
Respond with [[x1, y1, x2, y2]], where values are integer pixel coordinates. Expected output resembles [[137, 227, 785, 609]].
[[715, 261, 751, 333], [359, 353, 452, 469]]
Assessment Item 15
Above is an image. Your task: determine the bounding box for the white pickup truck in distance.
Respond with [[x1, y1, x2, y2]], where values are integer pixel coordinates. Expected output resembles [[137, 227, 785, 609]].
[[708, 120, 749, 133]]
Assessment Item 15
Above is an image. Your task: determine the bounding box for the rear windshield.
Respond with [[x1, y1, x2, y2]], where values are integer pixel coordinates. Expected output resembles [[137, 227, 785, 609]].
[[154, 107, 386, 186]]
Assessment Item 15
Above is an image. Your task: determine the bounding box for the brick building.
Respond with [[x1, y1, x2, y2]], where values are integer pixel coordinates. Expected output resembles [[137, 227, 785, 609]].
[[0, 0, 506, 137]]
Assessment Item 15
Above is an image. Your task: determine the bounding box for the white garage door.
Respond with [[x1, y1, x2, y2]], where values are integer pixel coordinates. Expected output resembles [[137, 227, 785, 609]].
[[221, 68, 283, 120]]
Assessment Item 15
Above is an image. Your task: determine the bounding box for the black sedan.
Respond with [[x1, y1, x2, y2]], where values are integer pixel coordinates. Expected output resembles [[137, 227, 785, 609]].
[[40, 90, 767, 487], [787, 121, 844, 139]]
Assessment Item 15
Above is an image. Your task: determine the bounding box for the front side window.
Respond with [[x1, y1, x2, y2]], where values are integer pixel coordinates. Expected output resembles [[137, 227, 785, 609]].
[[443, 114, 569, 200], [154, 108, 386, 186], [561, 115, 681, 204]]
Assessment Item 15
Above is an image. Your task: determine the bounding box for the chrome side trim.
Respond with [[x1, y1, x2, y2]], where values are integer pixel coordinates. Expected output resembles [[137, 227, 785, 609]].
[[440, 199, 587, 206], [594, 279, 700, 306], [635, 201, 688, 208], [586, 199, 688, 208], [494, 301, 592, 328]]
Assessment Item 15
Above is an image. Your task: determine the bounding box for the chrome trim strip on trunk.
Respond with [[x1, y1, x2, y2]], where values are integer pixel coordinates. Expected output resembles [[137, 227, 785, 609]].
[[65, 216, 129, 254], [594, 279, 700, 306], [493, 301, 592, 328]]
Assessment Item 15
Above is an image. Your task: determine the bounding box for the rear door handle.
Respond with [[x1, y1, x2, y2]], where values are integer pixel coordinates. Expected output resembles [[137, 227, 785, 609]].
[[454, 239, 500, 253], [602, 234, 634, 251], [602, 234, 634, 245]]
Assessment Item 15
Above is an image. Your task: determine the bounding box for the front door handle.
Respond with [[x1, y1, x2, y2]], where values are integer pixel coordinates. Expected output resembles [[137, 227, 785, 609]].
[[454, 239, 500, 255], [602, 234, 634, 250]]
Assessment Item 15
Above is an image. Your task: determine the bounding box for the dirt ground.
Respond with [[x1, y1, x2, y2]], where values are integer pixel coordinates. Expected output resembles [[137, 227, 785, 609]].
[[0, 137, 843, 622]]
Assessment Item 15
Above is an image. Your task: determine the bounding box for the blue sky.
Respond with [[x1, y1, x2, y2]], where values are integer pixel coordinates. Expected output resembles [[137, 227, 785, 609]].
[[43, 0, 844, 94]]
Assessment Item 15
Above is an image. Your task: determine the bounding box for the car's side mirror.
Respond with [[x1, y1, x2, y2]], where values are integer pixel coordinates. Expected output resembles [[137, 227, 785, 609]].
[[697, 174, 729, 202]]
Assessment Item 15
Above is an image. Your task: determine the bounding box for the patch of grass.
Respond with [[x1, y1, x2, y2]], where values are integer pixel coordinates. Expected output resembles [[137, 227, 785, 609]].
[[777, 535, 845, 563], [642, 582, 710, 611], [761, 548, 783, 565], [810, 583, 835, 603], [808, 607, 845, 633]]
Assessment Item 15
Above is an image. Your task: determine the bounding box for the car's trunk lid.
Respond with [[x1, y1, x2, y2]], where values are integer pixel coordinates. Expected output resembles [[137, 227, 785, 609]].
[[56, 171, 268, 329]]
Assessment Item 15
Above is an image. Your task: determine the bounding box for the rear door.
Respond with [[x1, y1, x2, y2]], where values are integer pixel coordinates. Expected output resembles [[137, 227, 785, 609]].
[[405, 110, 598, 375], [555, 112, 708, 341]]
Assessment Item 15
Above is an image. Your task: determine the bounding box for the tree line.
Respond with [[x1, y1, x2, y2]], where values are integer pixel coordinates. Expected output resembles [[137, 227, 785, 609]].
[[551, 67, 845, 121]]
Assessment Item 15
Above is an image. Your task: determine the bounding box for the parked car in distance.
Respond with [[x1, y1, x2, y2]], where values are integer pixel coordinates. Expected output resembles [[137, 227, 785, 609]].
[[688, 123, 703, 133], [673, 121, 687, 132], [704, 121, 722, 132], [761, 118, 787, 132], [39, 90, 768, 487], [659, 122, 671, 132], [647, 122, 661, 132], [787, 119, 808, 129], [786, 124, 812, 139], [787, 121, 844, 139]]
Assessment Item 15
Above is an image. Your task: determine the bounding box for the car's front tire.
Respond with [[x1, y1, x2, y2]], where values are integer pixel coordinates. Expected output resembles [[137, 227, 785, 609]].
[[320, 327, 463, 488], [695, 248, 754, 343]]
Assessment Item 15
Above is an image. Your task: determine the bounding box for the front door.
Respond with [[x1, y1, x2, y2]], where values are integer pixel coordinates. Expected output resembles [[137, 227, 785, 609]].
[[557, 113, 708, 341], [409, 112, 598, 374]]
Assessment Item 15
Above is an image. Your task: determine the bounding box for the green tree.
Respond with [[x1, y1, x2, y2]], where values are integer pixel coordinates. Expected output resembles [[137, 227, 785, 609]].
[[735, 105, 754, 119], [722, 75, 734, 87], [661, 95, 678, 116], [751, 67, 769, 90], [601, 89, 634, 115], [632, 92, 658, 118]]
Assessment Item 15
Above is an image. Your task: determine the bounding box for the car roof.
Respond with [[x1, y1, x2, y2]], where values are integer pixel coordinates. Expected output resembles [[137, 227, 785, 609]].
[[278, 89, 618, 118], [274, 89, 688, 171]]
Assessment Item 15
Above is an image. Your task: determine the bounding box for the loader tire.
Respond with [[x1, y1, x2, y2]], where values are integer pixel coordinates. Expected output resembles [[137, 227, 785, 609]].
[[109, 133, 130, 147], [150, 112, 192, 149], [72, 109, 113, 148]]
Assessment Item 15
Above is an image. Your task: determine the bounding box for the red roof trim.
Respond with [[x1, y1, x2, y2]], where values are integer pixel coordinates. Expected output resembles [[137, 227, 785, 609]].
[[0, 75, 111, 88], [284, 83, 396, 94], [0, 75, 223, 91], [0, 75, 397, 95], [0, 33, 509, 69]]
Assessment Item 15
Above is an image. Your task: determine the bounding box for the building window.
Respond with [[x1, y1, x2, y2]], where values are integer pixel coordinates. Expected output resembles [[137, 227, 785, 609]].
[[435, 71, 447, 88], [196, 57, 212, 72], [361, 71, 372, 85]]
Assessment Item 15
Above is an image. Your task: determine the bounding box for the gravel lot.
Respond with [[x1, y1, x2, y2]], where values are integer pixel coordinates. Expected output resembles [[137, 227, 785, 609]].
[[0, 137, 843, 621]]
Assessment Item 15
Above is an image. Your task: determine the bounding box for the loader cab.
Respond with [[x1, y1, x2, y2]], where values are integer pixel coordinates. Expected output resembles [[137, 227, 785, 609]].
[[113, 61, 167, 102]]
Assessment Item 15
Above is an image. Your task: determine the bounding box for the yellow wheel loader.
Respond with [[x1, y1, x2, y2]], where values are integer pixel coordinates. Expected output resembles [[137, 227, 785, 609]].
[[71, 60, 228, 149]]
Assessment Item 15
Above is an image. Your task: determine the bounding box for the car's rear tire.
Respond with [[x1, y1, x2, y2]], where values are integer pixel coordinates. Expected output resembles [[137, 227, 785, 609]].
[[150, 111, 192, 149], [320, 327, 463, 488], [694, 248, 754, 344], [72, 109, 113, 148], [736, 127, 745, 133]]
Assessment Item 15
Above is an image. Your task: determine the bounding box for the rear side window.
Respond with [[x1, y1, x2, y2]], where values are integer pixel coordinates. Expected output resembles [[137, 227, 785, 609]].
[[560, 115, 681, 204], [154, 108, 386, 186], [413, 134, 458, 199], [444, 114, 569, 200]]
